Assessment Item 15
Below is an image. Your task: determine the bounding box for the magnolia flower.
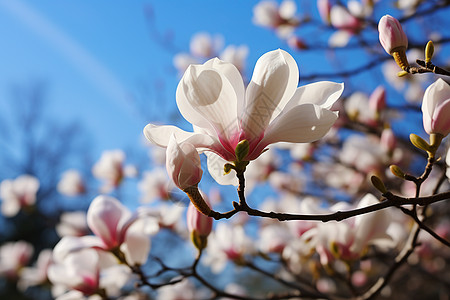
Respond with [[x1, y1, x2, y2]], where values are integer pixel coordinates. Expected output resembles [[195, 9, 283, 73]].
[[0, 241, 33, 280], [48, 248, 100, 296], [18, 249, 53, 291], [56, 211, 89, 237], [421, 78, 450, 137], [87, 195, 138, 250], [0, 175, 39, 217], [144, 49, 343, 185], [204, 223, 254, 273], [57, 169, 85, 197], [166, 136, 203, 190], [329, 5, 362, 47], [92, 150, 129, 193], [137, 168, 171, 203], [252, 0, 300, 38], [378, 15, 408, 55]]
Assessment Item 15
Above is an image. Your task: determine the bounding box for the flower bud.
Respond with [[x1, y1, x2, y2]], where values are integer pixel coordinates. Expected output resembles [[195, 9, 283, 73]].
[[370, 175, 387, 194], [378, 15, 408, 55], [380, 128, 396, 154], [187, 199, 213, 250], [166, 136, 203, 190], [421, 78, 450, 138], [369, 86, 386, 115], [390, 165, 405, 179], [378, 15, 409, 71], [425, 40, 434, 63]]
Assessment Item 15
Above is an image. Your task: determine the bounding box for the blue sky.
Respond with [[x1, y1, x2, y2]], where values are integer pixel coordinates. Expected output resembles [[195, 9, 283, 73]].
[[0, 0, 279, 157]]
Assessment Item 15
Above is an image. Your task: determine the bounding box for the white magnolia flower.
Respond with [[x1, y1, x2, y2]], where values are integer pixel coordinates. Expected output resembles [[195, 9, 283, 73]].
[[92, 150, 126, 192], [56, 211, 89, 237], [138, 168, 171, 203], [18, 249, 53, 290], [57, 170, 85, 197], [0, 241, 33, 280], [204, 223, 254, 273], [253, 0, 300, 38], [0, 175, 39, 217], [145, 49, 343, 185]]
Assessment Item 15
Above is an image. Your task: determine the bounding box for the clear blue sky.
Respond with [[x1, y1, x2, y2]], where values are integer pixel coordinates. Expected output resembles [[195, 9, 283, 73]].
[[0, 0, 281, 157]]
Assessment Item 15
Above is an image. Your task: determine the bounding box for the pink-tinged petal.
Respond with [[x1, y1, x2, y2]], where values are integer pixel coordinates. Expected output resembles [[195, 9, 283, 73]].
[[432, 98, 450, 136], [242, 49, 299, 139], [121, 230, 150, 266], [205, 152, 238, 186], [177, 62, 240, 143], [87, 196, 134, 249], [284, 81, 344, 111], [166, 136, 203, 190], [258, 104, 338, 148], [52, 236, 104, 263], [351, 194, 391, 254], [422, 79, 450, 135]]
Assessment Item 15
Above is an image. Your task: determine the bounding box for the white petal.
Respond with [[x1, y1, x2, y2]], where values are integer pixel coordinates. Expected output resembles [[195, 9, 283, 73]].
[[177, 63, 239, 141], [279, 0, 297, 19], [143, 124, 216, 149], [242, 49, 299, 139], [260, 104, 338, 145], [121, 231, 150, 266], [206, 152, 238, 186], [351, 194, 391, 253], [284, 81, 344, 111]]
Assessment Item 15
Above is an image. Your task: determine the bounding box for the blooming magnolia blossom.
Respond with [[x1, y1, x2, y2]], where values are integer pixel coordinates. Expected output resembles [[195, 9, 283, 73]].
[[56, 211, 89, 237], [86, 195, 138, 250], [329, 5, 362, 47], [92, 150, 136, 193], [137, 168, 171, 203], [0, 241, 33, 280], [0, 174, 40, 217], [173, 32, 248, 75], [48, 248, 100, 297], [57, 169, 85, 197], [145, 49, 343, 185], [421, 78, 450, 137], [18, 249, 53, 291], [204, 223, 254, 273], [252, 0, 300, 38]]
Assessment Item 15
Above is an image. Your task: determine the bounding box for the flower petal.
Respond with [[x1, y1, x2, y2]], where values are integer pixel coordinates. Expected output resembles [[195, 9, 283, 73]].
[[284, 81, 344, 111], [143, 124, 216, 149], [242, 49, 299, 139], [259, 104, 338, 146], [205, 152, 238, 186], [177, 61, 239, 143]]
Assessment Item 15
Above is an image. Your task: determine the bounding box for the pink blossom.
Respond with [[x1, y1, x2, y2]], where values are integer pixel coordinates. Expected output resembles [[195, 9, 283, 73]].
[[421, 78, 450, 137], [378, 15, 408, 55], [47, 248, 100, 296], [369, 85, 386, 114], [0, 175, 39, 217], [317, 0, 332, 24], [0, 241, 33, 280], [87, 195, 138, 250]]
